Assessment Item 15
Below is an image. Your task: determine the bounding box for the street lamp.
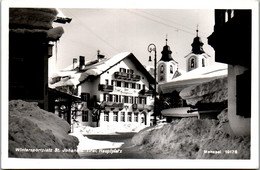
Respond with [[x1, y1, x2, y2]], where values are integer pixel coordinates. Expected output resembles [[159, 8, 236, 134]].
[[148, 43, 157, 125]]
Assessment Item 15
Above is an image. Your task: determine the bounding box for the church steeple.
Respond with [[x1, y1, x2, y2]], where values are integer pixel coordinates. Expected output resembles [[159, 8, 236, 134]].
[[191, 26, 205, 54], [157, 36, 179, 82], [184, 26, 210, 72], [160, 36, 173, 62]]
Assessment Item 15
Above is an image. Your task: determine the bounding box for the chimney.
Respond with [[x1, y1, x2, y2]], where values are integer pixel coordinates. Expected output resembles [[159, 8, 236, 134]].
[[97, 50, 105, 61], [73, 58, 77, 69], [79, 56, 85, 70]]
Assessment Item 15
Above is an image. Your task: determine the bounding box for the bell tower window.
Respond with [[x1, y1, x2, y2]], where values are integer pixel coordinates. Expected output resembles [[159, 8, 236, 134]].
[[202, 58, 205, 67], [170, 65, 173, 74], [160, 65, 164, 74], [190, 58, 195, 68]]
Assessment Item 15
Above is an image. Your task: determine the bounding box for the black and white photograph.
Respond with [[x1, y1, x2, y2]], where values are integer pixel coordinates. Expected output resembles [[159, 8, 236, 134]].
[[1, 0, 259, 169]]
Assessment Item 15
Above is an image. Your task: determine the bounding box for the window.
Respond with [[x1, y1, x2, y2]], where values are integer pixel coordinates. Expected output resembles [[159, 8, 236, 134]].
[[141, 97, 146, 104], [170, 65, 173, 74], [191, 58, 195, 68], [81, 93, 89, 102], [132, 83, 136, 89], [111, 80, 114, 86], [139, 97, 142, 104], [124, 82, 129, 88], [82, 111, 88, 122], [120, 68, 126, 73], [104, 93, 109, 102], [142, 84, 145, 90], [121, 96, 125, 103], [125, 96, 129, 103], [105, 79, 109, 85], [202, 58, 205, 67], [137, 84, 141, 89], [135, 97, 138, 104], [134, 113, 138, 122], [109, 94, 113, 102], [160, 65, 164, 73], [127, 112, 132, 122], [104, 111, 109, 122], [129, 96, 133, 104], [118, 95, 121, 103], [113, 112, 118, 122], [115, 95, 119, 102], [120, 112, 125, 122], [127, 69, 134, 74], [116, 81, 121, 87]]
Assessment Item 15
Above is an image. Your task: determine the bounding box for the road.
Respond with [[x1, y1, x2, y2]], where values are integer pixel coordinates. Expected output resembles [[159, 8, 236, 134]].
[[79, 132, 154, 159]]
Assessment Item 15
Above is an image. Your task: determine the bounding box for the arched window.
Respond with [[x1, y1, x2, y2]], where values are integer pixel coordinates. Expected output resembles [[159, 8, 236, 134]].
[[170, 65, 173, 74], [202, 58, 205, 67], [160, 65, 164, 74], [190, 58, 195, 68]]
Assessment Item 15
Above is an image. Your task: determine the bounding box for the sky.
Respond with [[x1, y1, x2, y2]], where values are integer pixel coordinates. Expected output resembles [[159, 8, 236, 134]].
[[49, 8, 217, 75]]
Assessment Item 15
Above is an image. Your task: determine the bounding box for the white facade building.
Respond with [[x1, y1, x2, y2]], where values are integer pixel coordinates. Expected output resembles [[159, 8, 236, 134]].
[[50, 52, 154, 129]]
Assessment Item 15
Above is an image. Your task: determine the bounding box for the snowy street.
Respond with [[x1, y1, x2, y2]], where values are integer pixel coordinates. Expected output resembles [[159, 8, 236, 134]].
[[77, 132, 153, 159]]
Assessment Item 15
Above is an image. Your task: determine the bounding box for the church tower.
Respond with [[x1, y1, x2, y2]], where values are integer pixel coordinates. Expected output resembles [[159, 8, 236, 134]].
[[157, 37, 178, 83], [184, 27, 210, 72]]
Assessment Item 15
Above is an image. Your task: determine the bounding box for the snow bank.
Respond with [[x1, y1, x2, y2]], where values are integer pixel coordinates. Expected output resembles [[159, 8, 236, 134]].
[[132, 109, 250, 159], [9, 100, 80, 158], [180, 77, 228, 105]]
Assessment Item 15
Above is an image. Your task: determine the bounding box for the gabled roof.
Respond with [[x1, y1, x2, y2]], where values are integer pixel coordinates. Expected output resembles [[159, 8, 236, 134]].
[[79, 52, 155, 84], [50, 52, 155, 88]]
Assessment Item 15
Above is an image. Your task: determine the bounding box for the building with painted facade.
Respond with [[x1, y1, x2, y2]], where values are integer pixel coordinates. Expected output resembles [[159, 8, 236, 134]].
[[50, 52, 155, 129]]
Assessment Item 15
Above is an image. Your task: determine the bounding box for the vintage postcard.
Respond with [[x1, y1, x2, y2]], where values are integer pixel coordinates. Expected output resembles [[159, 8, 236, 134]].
[[1, 0, 259, 169]]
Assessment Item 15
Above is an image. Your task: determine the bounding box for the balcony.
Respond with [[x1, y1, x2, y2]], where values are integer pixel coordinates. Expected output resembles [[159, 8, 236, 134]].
[[132, 104, 153, 111], [114, 72, 141, 81], [138, 89, 153, 96], [98, 84, 113, 92], [101, 101, 124, 110], [114, 72, 128, 79]]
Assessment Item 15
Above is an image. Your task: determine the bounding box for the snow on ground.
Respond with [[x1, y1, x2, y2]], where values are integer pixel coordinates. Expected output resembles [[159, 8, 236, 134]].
[[9, 100, 80, 158], [132, 109, 250, 159], [69, 123, 147, 156], [70, 127, 124, 152]]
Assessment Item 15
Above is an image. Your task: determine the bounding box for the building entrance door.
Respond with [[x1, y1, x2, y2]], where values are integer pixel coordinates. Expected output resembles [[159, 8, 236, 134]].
[[141, 112, 147, 125]]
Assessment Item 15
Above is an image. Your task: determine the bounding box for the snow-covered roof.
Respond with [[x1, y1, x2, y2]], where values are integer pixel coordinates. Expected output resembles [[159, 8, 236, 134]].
[[50, 71, 77, 78], [79, 52, 131, 82], [159, 64, 228, 93], [50, 52, 154, 89], [49, 75, 80, 88]]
